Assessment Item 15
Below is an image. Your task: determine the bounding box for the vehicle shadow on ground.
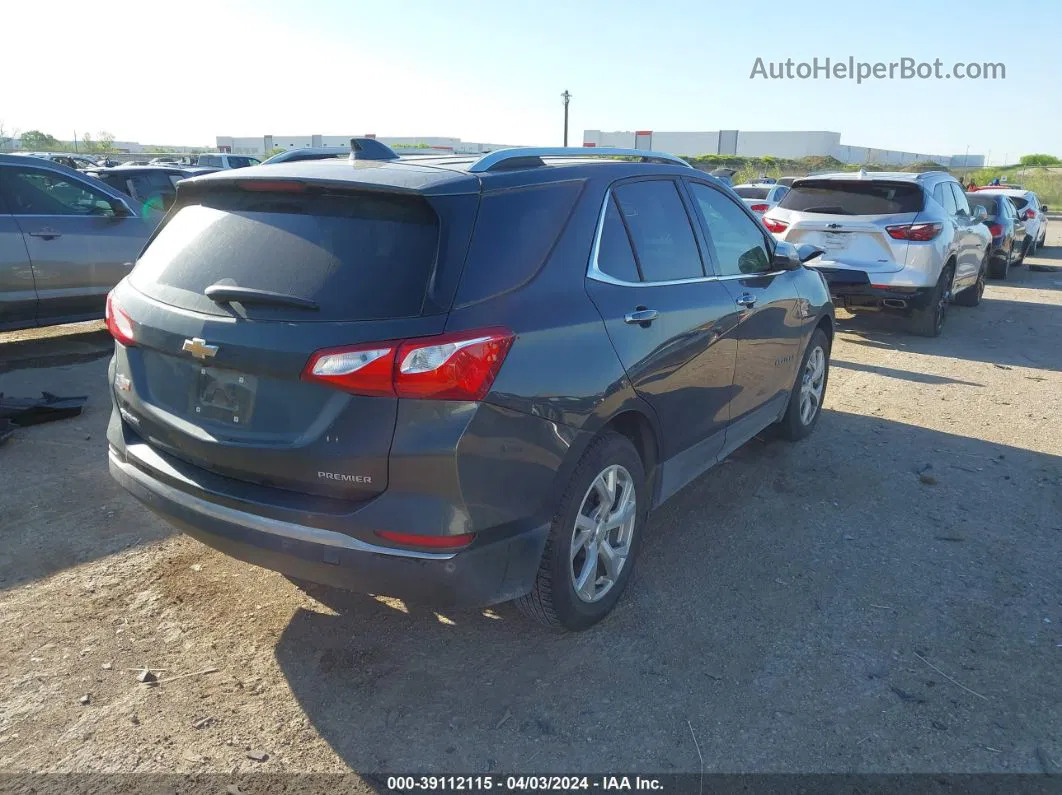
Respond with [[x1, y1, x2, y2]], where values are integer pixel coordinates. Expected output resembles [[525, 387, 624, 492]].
[[837, 294, 1062, 372], [0, 350, 174, 590], [273, 409, 1062, 775]]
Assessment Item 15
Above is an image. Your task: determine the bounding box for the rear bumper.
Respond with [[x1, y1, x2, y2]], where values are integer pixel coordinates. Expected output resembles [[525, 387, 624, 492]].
[[812, 267, 935, 311], [109, 447, 549, 608]]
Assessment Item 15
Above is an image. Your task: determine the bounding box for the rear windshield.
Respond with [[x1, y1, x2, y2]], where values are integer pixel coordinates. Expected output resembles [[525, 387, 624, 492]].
[[778, 180, 924, 215], [966, 195, 999, 215], [130, 189, 440, 321], [733, 186, 771, 200]]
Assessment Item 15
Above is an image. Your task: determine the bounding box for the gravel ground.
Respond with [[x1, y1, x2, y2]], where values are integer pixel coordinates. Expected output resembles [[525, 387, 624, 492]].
[[0, 231, 1060, 782]]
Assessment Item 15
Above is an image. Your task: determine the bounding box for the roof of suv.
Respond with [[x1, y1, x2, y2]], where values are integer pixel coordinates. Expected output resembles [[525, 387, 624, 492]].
[[795, 170, 951, 183], [183, 148, 703, 197]]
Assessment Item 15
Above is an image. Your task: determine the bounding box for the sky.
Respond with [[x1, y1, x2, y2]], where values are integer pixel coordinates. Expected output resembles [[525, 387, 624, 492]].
[[3, 0, 1060, 164]]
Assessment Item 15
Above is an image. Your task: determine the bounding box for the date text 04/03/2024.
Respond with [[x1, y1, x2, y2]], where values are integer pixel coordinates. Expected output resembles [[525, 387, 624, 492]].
[[385, 776, 665, 791]]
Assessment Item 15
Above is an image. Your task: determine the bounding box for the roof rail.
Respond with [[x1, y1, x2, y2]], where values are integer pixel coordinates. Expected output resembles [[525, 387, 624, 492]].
[[467, 147, 690, 173], [348, 137, 399, 161]]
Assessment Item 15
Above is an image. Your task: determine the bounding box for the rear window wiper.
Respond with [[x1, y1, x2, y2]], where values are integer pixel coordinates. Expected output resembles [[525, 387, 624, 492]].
[[204, 284, 319, 311]]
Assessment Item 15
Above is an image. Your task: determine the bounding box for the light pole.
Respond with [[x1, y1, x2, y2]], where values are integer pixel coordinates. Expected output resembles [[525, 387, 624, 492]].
[[561, 90, 571, 147]]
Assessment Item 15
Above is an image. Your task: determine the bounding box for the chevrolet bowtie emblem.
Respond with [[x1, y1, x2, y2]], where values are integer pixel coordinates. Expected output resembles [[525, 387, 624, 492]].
[[181, 337, 219, 360]]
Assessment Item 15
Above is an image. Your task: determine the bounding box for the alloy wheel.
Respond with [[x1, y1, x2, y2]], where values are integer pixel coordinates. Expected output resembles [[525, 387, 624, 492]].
[[570, 464, 637, 603], [799, 346, 826, 426]]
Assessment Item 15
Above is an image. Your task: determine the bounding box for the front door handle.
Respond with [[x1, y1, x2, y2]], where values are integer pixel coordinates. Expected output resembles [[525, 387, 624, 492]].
[[27, 229, 62, 240], [624, 308, 658, 326], [735, 293, 757, 308]]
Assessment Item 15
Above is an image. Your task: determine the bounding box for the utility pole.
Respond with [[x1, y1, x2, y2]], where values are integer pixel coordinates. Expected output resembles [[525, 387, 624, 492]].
[[73, 131, 78, 153], [561, 90, 571, 147], [962, 144, 969, 179]]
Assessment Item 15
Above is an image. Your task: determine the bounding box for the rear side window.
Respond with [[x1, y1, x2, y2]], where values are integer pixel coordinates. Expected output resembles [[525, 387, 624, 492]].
[[612, 180, 703, 281], [779, 180, 924, 215], [1009, 196, 1029, 211], [455, 181, 582, 306], [131, 189, 440, 322]]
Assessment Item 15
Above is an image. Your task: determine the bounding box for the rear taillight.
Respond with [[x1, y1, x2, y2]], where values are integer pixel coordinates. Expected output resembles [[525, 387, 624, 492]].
[[988, 223, 1003, 238], [886, 222, 942, 241], [750, 203, 770, 213], [105, 291, 135, 346], [1025, 209, 1037, 219], [763, 218, 788, 234], [374, 530, 476, 550], [303, 327, 515, 401]]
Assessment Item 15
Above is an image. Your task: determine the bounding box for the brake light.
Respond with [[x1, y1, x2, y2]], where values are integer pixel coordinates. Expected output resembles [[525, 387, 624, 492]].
[[886, 223, 942, 241], [235, 180, 306, 192], [302, 327, 515, 401], [1025, 209, 1036, 219], [763, 218, 788, 234], [374, 530, 476, 549], [105, 291, 135, 346], [750, 203, 770, 213], [988, 223, 1003, 238]]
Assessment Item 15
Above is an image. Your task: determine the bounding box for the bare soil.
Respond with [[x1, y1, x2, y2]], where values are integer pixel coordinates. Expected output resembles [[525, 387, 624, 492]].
[[1, 232, 1060, 784]]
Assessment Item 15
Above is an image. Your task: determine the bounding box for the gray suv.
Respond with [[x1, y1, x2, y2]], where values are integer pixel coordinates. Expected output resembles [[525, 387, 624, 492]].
[[762, 171, 992, 336], [0, 154, 158, 331]]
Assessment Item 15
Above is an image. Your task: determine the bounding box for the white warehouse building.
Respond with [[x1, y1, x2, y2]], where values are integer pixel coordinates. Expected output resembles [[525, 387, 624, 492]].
[[215, 134, 519, 157], [583, 129, 984, 169]]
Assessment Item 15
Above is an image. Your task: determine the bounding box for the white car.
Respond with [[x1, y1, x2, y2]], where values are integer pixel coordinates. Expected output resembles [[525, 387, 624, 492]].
[[762, 170, 991, 337], [732, 182, 790, 215], [195, 153, 261, 170], [970, 188, 1049, 255]]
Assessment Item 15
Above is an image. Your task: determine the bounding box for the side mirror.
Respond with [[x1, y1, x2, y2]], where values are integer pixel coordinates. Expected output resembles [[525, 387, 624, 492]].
[[972, 205, 988, 222], [109, 199, 133, 218], [772, 240, 805, 271], [1041, 204, 1049, 213]]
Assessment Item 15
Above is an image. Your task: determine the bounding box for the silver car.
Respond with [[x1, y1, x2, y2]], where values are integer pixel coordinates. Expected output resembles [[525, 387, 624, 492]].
[[762, 170, 991, 336], [0, 154, 159, 331]]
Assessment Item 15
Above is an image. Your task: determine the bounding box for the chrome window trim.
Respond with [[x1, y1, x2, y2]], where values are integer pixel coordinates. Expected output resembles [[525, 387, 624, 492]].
[[586, 188, 784, 287]]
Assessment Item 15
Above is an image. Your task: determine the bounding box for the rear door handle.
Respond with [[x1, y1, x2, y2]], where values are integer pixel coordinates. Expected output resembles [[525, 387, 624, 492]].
[[624, 308, 658, 325], [27, 229, 62, 240], [735, 293, 757, 308]]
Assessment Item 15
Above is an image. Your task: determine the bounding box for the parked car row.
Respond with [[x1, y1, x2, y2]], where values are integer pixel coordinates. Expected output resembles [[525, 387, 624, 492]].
[[760, 169, 1050, 336]]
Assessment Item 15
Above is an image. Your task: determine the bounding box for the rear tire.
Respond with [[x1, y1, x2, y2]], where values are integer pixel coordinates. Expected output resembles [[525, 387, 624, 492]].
[[988, 252, 1008, 280], [515, 432, 646, 632], [909, 264, 953, 337], [777, 329, 830, 441], [954, 255, 987, 307]]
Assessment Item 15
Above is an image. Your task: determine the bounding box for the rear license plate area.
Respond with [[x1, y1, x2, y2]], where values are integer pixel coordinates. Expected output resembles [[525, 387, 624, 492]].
[[193, 367, 257, 426]]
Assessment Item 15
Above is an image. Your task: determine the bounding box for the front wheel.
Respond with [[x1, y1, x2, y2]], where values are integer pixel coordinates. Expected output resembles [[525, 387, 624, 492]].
[[516, 432, 646, 631], [777, 328, 830, 441]]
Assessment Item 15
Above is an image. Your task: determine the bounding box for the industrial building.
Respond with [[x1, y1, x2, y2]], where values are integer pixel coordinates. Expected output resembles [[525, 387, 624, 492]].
[[583, 129, 985, 168], [214, 134, 519, 157]]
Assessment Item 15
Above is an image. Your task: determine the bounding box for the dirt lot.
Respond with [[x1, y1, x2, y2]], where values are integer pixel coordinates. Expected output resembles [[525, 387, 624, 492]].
[[1, 232, 1060, 783]]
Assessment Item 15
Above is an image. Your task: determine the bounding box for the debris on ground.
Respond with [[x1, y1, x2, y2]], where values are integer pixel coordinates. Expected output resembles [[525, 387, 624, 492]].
[[135, 668, 158, 685], [192, 717, 214, 730], [0, 392, 87, 427], [919, 473, 939, 486], [246, 749, 269, 762], [79, 694, 91, 705]]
